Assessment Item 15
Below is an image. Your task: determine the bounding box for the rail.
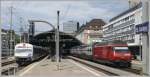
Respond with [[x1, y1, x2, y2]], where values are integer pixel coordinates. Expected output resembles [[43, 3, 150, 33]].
[[2, 58, 16, 66], [1, 58, 18, 75], [68, 56, 140, 76]]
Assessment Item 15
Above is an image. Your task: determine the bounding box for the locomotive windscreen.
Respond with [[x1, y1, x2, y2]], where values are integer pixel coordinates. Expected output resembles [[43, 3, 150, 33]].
[[15, 49, 32, 52], [113, 47, 129, 52]]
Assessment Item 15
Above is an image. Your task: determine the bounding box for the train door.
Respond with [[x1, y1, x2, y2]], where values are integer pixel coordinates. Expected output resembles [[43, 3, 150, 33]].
[[88, 46, 92, 56]]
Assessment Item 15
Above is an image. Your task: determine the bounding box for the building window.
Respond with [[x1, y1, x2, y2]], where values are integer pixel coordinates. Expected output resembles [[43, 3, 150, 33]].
[[125, 16, 129, 21]]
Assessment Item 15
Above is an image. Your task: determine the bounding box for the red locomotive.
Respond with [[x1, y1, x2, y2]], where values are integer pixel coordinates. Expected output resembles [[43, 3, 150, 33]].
[[70, 40, 132, 67]]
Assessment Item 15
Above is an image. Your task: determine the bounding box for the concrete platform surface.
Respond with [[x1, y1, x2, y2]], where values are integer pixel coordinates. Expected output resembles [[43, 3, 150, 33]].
[[131, 60, 142, 71], [17, 58, 107, 77]]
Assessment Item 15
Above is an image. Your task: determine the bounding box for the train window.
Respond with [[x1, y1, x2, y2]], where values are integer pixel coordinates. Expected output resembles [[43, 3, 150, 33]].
[[113, 47, 129, 52], [15, 49, 32, 52]]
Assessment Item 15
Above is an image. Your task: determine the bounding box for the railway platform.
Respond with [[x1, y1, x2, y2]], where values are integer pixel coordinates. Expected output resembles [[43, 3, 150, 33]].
[[16, 57, 107, 77], [131, 60, 142, 72]]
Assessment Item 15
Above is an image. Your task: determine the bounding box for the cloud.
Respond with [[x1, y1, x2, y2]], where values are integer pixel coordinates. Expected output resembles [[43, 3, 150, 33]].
[[1, 0, 129, 35]]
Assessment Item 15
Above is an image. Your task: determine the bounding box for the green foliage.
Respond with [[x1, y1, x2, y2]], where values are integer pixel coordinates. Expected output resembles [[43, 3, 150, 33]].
[[15, 34, 20, 43]]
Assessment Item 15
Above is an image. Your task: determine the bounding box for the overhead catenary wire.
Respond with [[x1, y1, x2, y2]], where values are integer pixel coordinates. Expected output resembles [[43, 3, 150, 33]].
[[62, 4, 71, 21]]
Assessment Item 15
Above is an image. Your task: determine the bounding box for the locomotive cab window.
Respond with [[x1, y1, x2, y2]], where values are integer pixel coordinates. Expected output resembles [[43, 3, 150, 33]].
[[113, 47, 129, 52], [15, 49, 32, 52]]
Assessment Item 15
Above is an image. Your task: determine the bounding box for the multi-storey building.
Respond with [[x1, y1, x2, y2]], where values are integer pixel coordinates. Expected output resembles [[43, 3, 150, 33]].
[[1, 29, 17, 57], [103, 3, 142, 60], [75, 19, 105, 45], [1, 29, 9, 56], [128, 0, 141, 8]]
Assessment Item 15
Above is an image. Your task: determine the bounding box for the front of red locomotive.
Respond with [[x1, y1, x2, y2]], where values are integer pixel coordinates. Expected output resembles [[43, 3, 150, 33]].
[[110, 44, 132, 67]]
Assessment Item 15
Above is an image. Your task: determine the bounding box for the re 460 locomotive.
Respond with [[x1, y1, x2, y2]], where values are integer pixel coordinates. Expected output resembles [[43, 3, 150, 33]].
[[70, 40, 132, 67]]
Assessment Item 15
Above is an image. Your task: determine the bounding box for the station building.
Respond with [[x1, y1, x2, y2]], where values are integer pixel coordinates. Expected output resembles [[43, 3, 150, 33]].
[[103, 3, 142, 60], [75, 19, 105, 45], [1, 29, 10, 56]]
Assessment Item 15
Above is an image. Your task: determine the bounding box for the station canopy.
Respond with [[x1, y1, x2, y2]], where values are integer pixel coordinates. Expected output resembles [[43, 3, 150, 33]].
[[30, 29, 82, 53]]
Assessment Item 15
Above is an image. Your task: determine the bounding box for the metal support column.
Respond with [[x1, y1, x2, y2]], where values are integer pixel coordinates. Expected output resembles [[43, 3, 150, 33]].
[[0, 17, 2, 76], [141, 0, 149, 75], [149, 1, 150, 76], [10, 6, 13, 57], [56, 11, 60, 63]]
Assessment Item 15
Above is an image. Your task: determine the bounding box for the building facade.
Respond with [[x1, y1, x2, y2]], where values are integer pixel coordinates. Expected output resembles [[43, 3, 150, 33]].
[[103, 3, 142, 60], [63, 21, 79, 35], [1, 29, 18, 57], [1, 29, 10, 57], [76, 19, 105, 45], [128, 0, 141, 8]]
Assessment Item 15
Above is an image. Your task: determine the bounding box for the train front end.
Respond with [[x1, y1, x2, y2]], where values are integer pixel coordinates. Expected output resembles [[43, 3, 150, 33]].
[[14, 43, 33, 64], [111, 46, 132, 67]]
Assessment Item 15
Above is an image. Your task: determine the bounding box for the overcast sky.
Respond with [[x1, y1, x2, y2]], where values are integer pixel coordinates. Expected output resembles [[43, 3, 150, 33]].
[[1, 0, 129, 35]]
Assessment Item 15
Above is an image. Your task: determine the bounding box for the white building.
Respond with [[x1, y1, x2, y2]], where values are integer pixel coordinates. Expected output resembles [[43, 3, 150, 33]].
[[63, 21, 79, 34], [1, 29, 10, 56], [75, 19, 105, 45], [103, 3, 142, 60], [128, 0, 141, 8]]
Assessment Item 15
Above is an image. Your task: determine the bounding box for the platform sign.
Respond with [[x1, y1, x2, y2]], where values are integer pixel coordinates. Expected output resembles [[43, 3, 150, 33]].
[[136, 21, 149, 34]]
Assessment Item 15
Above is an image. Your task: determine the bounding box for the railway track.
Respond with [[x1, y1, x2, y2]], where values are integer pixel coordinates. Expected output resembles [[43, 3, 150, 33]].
[[121, 68, 142, 75], [2, 60, 37, 75], [94, 60, 142, 75], [2, 59, 16, 66], [2, 55, 49, 76], [91, 59, 142, 75], [1, 57, 17, 75], [68, 56, 140, 76], [1, 63, 18, 75]]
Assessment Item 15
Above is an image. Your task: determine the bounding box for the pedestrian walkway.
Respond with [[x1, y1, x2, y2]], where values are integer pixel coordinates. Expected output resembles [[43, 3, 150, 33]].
[[17, 58, 106, 77], [131, 60, 142, 71]]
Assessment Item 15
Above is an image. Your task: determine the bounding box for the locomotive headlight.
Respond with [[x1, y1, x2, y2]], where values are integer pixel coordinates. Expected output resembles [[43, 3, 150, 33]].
[[113, 51, 116, 56], [124, 54, 130, 56]]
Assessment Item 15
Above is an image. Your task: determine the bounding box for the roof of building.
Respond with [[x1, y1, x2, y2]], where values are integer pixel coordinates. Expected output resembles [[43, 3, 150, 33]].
[[32, 29, 83, 49], [1, 29, 15, 33], [1, 29, 8, 33], [109, 2, 142, 22], [75, 19, 106, 36]]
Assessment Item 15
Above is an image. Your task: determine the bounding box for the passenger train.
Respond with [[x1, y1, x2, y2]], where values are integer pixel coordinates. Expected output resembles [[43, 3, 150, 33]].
[[70, 40, 132, 67], [14, 43, 49, 65]]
